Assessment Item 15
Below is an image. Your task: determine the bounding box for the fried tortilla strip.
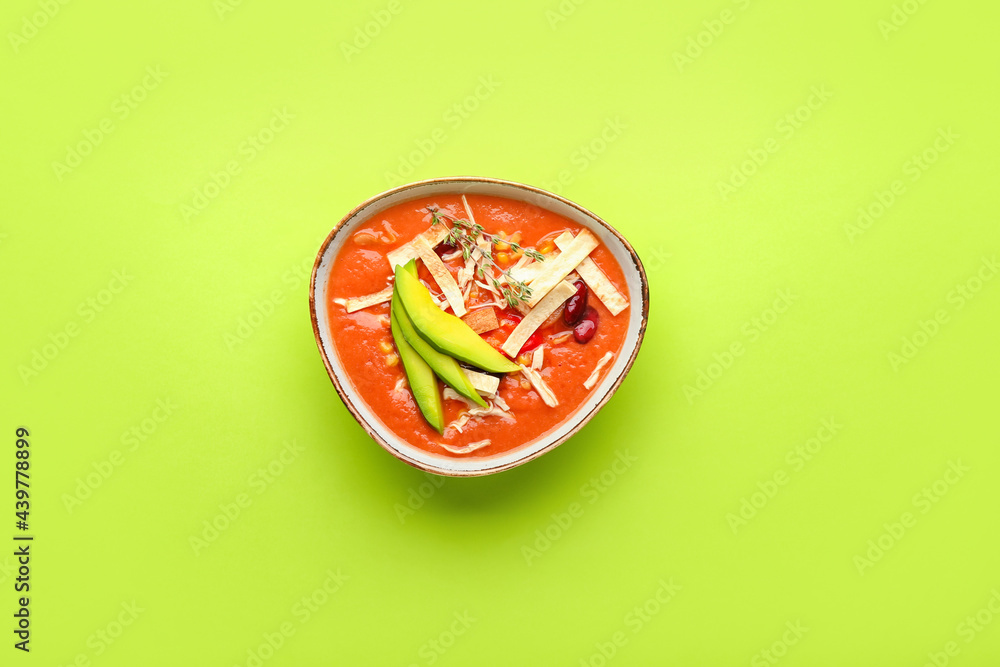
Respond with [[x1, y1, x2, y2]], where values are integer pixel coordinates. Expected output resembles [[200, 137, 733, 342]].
[[414, 236, 467, 317], [525, 229, 599, 307], [386, 225, 450, 269], [501, 281, 576, 357], [462, 369, 500, 397], [343, 286, 393, 313], [461, 306, 500, 334], [554, 232, 629, 316]]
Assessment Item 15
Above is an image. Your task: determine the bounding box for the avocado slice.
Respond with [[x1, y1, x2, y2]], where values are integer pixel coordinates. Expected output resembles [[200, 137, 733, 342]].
[[391, 289, 488, 408], [389, 304, 444, 433], [394, 263, 520, 374]]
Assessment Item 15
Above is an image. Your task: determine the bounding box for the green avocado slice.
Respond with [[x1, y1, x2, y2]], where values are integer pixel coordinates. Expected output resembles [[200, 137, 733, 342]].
[[389, 302, 444, 433], [391, 289, 487, 408], [394, 262, 520, 374]]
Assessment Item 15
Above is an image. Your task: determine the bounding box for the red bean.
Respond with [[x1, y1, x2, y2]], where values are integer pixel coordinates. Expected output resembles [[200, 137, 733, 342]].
[[573, 307, 599, 343], [563, 280, 589, 325]]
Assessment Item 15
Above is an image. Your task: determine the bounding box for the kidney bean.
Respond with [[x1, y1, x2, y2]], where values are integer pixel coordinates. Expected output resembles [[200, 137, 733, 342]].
[[563, 280, 589, 325], [573, 307, 599, 343]]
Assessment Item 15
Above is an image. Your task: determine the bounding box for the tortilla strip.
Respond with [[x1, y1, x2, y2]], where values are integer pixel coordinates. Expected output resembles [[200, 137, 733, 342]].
[[414, 236, 467, 317], [343, 286, 393, 313], [440, 439, 491, 455], [502, 281, 576, 357], [584, 351, 615, 390], [386, 225, 450, 269], [525, 229, 599, 307], [554, 232, 629, 316], [508, 260, 548, 284], [461, 307, 499, 334], [462, 369, 500, 397], [518, 365, 558, 407]]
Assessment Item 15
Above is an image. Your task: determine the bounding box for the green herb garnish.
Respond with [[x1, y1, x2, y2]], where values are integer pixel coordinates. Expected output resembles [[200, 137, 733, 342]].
[[428, 207, 544, 309]]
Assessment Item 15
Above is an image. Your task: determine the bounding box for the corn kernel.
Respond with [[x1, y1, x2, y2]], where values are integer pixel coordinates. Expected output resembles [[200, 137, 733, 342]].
[[385, 353, 399, 367], [516, 354, 531, 366], [520, 378, 532, 390], [495, 252, 510, 266], [509, 231, 522, 246], [539, 240, 555, 255], [378, 340, 394, 353]]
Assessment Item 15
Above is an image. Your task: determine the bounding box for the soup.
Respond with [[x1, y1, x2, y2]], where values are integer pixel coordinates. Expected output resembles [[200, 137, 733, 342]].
[[326, 193, 630, 458]]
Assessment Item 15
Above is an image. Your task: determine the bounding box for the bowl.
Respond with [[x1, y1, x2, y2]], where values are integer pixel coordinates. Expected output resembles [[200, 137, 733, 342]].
[[309, 177, 649, 476]]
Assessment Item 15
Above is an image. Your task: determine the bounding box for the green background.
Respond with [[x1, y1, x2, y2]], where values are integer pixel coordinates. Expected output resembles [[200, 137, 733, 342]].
[[2, 0, 998, 664]]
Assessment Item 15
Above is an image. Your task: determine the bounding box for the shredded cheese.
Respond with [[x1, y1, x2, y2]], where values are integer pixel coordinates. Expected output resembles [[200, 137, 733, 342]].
[[518, 365, 558, 407], [414, 236, 466, 316], [386, 225, 450, 269], [584, 351, 615, 390], [440, 439, 491, 455], [525, 229, 599, 307], [554, 232, 629, 316], [550, 331, 573, 345], [501, 280, 577, 357], [531, 346, 544, 371], [343, 286, 393, 313], [461, 194, 477, 227]]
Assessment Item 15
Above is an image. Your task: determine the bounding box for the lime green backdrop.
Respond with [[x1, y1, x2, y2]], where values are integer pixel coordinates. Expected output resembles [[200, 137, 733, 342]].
[[2, 0, 998, 664]]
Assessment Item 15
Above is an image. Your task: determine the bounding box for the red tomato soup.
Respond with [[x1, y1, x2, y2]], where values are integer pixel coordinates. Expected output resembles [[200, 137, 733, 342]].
[[326, 194, 630, 458]]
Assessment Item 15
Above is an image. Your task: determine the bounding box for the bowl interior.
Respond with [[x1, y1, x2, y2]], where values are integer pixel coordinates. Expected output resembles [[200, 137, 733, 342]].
[[310, 178, 648, 476]]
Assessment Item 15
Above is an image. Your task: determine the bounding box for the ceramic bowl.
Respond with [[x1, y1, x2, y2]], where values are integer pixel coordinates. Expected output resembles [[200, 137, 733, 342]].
[[309, 177, 649, 476]]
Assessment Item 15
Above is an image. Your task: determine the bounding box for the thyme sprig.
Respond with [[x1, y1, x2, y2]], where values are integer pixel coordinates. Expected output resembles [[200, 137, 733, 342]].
[[428, 206, 544, 309]]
